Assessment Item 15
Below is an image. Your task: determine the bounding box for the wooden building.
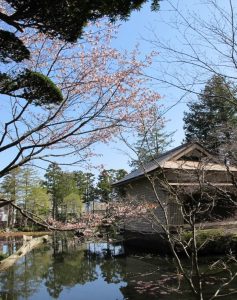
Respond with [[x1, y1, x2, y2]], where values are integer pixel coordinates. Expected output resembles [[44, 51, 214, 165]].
[[113, 142, 237, 234]]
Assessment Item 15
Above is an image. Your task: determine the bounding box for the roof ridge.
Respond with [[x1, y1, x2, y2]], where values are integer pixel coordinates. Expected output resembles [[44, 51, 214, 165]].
[[113, 142, 198, 186], [113, 141, 205, 186]]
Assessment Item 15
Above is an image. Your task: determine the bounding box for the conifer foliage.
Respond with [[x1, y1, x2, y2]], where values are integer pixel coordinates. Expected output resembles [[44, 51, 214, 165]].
[[183, 75, 237, 154]]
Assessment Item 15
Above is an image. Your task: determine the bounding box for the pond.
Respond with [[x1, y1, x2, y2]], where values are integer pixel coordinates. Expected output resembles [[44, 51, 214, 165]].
[[0, 233, 236, 300]]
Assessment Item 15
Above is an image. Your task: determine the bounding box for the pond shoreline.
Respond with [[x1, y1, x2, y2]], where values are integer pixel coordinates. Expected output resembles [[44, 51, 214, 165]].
[[124, 227, 237, 255], [0, 231, 52, 238], [1, 222, 237, 256]]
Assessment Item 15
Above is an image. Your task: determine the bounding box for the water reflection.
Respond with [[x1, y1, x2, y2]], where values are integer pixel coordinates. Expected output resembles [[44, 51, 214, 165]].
[[0, 234, 236, 300], [0, 234, 129, 300]]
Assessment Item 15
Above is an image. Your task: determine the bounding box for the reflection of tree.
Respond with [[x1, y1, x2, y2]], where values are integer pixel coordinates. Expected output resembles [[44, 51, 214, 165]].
[[44, 237, 99, 298], [77, 242, 128, 286], [0, 237, 167, 300], [51, 231, 79, 255], [100, 258, 125, 284], [0, 245, 52, 299], [44, 251, 99, 297], [44, 267, 64, 299]]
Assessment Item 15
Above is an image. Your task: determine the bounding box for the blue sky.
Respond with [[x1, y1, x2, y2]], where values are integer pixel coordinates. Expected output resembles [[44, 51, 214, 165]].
[[89, 0, 237, 173], [88, 1, 188, 173]]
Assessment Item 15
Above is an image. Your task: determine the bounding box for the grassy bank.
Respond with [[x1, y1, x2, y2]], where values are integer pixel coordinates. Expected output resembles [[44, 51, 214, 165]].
[[181, 229, 237, 254]]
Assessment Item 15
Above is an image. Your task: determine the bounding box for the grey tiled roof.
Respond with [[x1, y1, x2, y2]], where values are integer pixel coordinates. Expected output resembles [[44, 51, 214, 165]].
[[113, 142, 199, 186]]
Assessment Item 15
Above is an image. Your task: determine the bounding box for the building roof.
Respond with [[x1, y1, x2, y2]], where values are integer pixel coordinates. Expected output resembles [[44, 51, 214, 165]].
[[113, 142, 236, 186]]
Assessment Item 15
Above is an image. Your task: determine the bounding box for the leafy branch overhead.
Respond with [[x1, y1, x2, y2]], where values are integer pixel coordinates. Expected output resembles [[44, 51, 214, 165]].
[[0, 0, 160, 107], [0, 70, 63, 106], [0, 30, 30, 63], [2, 1, 160, 42]]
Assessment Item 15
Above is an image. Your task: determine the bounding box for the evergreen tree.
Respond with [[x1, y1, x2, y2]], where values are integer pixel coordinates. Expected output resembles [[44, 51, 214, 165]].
[[1, 168, 21, 202], [44, 167, 87, 221], [44, 163, 62, 220], [1, 1, 159, 43], [183, 75, 237, 154], [83, 173, 96, 204], [73, 171, 96, 204], [130, 105, 173, 168], [58, 172, 79, 220], [97, 170, 111, 203], [59, 172, 78, 198], [97, 169, 127, 202]]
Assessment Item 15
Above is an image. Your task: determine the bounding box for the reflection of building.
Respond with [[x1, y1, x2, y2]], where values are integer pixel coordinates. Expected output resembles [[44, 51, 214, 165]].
[[113, 142, 237, 234], [0, 205, 8, 227], [83, 201, 107, 214]]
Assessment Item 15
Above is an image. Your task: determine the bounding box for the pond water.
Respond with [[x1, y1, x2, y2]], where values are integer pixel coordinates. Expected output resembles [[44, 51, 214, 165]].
[[0, 234, 236, 300]]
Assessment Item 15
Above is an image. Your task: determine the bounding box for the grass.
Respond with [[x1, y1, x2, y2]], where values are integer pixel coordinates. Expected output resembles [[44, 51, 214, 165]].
[[181, 229, 237, 254]]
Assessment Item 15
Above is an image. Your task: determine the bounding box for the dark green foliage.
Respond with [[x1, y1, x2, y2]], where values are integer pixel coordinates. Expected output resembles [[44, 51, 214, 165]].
[[97, 169, 127, 202], [0, 70, 63, 106], [97, 170, 112, 202], [184, 75, 237, 154], [0, 30, 30, 63], [0, 252, 8, 261], [44, 165, 86, 220], [1, 168, 21, 227], [73, 171, 96, 204], [17, 70, 63, 106], [5, 0, 160, 42], [0, 73, 13, 91], [44, 163, 63, 220]]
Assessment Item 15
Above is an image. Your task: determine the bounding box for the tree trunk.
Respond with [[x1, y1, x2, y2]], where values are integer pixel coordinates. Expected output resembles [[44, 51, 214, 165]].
[[0, 235, 49, 271]]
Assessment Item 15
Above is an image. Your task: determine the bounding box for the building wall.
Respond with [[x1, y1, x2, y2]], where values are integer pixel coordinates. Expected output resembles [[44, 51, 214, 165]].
[[125, 177, 167, 203], [123, 177, 182, 233], [122, 167, 237, 233], [164, 168, 234, 184]]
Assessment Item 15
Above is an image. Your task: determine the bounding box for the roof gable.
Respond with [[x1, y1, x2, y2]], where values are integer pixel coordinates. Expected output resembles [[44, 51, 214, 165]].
[[165, 143, 219, 164]]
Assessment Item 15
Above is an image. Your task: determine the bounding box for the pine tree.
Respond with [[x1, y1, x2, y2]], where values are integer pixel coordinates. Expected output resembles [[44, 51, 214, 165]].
[[97, 169, 127, 202], [73, 171, 96, 204], [97, 170, 112, 203], [44, 163, 62, 220], [183, 75, 237, 154], [130, 106, 173, 168]]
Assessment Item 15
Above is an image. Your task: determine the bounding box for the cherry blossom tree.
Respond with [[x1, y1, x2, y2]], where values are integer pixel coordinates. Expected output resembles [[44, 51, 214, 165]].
[[0, 21, 160, 179]]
